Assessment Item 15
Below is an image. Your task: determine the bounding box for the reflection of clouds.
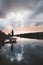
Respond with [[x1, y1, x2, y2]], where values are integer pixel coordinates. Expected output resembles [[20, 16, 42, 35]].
[[0, 43, 24, 62], [0, 39, 43, 64], [10, 58, 15, 62], [16, 53, 23, 62]]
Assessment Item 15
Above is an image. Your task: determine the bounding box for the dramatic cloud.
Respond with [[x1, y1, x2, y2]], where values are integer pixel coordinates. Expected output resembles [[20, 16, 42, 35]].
[[30, 0, 43, 18], [0, 0, 43, 17], [0, 0, 43, 33]]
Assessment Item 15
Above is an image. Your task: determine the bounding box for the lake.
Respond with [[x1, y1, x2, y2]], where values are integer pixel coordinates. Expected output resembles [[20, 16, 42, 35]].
[[0, 37, 43, 65]]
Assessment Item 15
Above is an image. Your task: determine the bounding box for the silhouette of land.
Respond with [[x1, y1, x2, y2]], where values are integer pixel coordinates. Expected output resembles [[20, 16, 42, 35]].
[[0, 30, 17, 46], [0, 30, 43, 44], [15, 32, 43, 40], [0, 31, 8, 44]]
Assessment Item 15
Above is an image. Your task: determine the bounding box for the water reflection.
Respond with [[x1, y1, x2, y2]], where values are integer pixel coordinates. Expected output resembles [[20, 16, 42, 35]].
[[0, 38, 25, 62], [0, 38, 43, 65]]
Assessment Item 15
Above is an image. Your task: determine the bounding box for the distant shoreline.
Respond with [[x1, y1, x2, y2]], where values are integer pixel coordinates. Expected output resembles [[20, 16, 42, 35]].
[[15, 32, 43, 40]]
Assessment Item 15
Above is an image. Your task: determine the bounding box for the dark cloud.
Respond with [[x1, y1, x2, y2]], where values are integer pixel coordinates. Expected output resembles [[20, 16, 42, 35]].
[[30, 0, 43, 18], [0, 0, 43, 18], [0, 0, 43, 29], [35, 21, 43, 26]]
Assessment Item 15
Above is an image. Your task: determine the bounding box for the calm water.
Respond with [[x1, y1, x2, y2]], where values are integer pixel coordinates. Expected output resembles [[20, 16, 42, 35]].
[[0, 37, 43, 65]]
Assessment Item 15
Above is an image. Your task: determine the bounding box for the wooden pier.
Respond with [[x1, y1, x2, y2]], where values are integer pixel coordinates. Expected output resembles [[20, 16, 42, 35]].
[[4, 37, 17, 44]]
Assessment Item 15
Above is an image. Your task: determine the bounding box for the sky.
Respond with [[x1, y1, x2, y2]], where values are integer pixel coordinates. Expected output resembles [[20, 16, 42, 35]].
[[0, 0, 43, 34]]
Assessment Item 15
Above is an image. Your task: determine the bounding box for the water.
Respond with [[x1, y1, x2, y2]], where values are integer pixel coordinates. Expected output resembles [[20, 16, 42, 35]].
[[0, 37, 43, 65]]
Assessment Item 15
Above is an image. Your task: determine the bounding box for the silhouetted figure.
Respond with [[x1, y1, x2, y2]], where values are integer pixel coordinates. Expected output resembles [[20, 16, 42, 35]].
[[12, 30, 14, 36], [11, 44, 14, 52]]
